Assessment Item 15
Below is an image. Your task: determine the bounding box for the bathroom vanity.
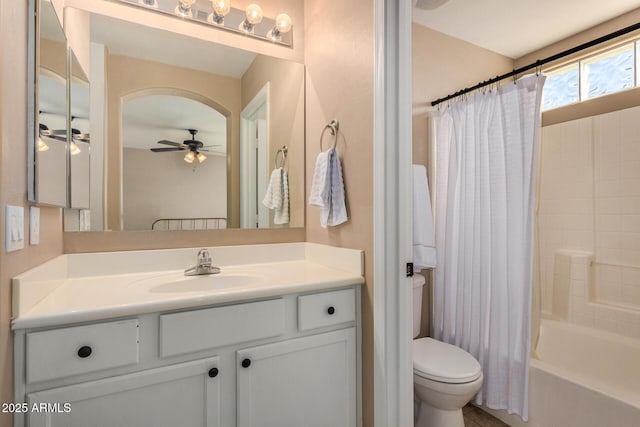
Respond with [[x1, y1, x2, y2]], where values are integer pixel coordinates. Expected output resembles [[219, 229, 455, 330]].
[[12, 243, 364, 427]]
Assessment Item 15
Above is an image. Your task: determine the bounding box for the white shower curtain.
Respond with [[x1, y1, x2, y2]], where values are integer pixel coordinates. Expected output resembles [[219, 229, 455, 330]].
[[432, 74, 546, 420]]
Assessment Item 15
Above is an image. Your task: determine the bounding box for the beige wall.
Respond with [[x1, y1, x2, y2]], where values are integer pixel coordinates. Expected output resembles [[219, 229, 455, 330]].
[[105, 54, 242, 230], [412, 23, 514, 167], [123, 148, 227, 230], [241, 55, 305, 228], [64, 7, 90, 74], [304, 0, 374, 424], [0, 2, 64, 426]]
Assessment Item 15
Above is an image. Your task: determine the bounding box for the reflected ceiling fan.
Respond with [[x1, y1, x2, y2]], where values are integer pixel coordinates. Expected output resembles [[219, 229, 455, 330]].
[[150, 129, 220, 163]]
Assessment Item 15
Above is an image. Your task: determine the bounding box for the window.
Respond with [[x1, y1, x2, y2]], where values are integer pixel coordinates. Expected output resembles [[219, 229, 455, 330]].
[[542, 40, 639, 111]]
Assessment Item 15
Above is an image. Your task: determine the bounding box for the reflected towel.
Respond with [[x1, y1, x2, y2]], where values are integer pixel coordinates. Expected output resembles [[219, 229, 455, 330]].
[[413, 164, 436, 269], [262, 167, 289, 224], [309, 148, 347, 227]]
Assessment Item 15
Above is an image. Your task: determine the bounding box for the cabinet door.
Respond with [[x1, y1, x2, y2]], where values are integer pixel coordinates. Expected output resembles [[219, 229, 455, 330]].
[[27, 357, 221, 427], [237, 328, 356, 427]]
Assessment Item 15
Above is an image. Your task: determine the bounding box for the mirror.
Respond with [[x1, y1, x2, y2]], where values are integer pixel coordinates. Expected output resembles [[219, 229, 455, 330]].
[[29, 0, 68, 207], [67, 11, 304, 232], [69, 50, 90, 210]]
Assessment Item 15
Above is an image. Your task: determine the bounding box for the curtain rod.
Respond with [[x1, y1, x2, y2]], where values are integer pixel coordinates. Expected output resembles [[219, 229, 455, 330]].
[[431, 21, 640, 107]]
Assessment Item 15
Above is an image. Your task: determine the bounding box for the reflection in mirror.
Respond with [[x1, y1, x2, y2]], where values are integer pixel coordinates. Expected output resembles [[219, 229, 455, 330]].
[[122, 95, 227, 231], [34, 0, 68, 207], [66, 11, 304, 232], [69, 50, 90, 210]]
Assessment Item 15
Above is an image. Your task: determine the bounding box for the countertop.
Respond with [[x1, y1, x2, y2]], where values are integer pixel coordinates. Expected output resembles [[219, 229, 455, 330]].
[[12, 243, 364, 330]]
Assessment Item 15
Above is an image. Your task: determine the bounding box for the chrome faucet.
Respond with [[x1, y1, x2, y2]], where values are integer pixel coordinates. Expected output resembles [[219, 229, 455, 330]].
[[184, 248, 220, 276]]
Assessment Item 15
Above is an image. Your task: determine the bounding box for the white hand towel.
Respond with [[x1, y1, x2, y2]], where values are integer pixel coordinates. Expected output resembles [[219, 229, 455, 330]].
[[274, 168, 289, 225], [309, 150, 330, 208], [263, 168, 290, 225], [263, 168, 282, 210], [309, 148, 347, 227], [413, 164, 436, 269]]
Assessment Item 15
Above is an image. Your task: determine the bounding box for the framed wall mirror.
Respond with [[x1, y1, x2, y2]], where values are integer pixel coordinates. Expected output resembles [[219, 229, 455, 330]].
[[28, 0, 69, 207], [64, 9, 304, 232]]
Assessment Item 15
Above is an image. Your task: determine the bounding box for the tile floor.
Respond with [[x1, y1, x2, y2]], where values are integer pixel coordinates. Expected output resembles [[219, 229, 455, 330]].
[[463, 404, 509, 427]]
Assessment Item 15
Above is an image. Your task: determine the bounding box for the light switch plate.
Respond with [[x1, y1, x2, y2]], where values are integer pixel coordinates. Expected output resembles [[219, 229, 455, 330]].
[[30, 206, 40, 245], [5, 205, 25, 252]]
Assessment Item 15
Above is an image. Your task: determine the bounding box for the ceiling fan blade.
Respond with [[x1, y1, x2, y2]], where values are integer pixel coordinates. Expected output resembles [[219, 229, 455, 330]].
[[202, 144, 222, 148], [150, 147, 184, 152], [200, 149, 224, 153], [157, 140, 184, 147]]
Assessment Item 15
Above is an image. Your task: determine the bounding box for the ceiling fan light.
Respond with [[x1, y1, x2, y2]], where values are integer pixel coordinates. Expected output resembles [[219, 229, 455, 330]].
[[197, 152, 207, 163], [38, 137, 50, 152], [184, 151, 196, 163], [70, 141, 81, 156]]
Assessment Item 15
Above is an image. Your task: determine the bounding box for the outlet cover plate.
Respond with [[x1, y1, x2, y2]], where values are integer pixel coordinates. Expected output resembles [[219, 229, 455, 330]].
[[30, 206, 40, 245]]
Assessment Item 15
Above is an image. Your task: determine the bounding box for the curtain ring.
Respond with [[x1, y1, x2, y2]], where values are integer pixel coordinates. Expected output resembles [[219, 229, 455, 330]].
[[320, 119, 339, 151]]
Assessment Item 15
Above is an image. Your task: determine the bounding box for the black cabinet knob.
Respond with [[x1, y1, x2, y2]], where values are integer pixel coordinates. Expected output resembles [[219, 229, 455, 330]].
[[327, 306, 336, 315], [77, 346, 92, 358], [241, 358, 251, 368], [208, 368, 219, 378]]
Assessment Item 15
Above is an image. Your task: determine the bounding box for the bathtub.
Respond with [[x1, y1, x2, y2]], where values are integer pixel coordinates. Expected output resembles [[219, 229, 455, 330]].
[[484, 319, 640, 427]]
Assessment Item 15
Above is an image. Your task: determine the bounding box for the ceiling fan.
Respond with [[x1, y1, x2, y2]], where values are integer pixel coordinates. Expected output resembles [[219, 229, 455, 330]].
[[150, 129, 220, 163]]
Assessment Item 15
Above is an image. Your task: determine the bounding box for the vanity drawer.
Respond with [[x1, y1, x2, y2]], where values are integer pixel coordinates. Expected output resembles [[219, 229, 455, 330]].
[[298, 288, 356, 331], [26, 319, 139, 384], [160, 298, 285, 358]]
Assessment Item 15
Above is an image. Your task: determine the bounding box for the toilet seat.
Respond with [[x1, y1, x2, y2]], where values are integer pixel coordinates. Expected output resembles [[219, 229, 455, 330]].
[[413, 338, 481, 384]]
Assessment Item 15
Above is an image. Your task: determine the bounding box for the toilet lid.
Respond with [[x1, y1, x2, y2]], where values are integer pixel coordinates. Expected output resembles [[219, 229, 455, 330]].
[[413, 338, 482, 384]]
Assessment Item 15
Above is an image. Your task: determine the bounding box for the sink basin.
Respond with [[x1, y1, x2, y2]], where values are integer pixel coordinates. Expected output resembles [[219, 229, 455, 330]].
[[133, 272, 263, 293]]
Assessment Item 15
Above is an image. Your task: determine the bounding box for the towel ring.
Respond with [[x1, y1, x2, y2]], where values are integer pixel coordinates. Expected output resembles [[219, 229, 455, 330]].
[[320, 119, 339, 151], [275, 146, 288, 168]]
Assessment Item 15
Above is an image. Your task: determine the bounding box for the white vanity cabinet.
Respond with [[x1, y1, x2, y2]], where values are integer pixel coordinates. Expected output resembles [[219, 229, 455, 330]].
[[26, 357, 222, 427], [14, 287, 361, 427], [236, 328, 356, 427]]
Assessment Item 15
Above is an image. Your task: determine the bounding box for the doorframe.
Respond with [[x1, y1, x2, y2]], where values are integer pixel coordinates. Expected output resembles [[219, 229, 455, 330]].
[[373, 0, 414, 426], [240, 83, 270, 228]]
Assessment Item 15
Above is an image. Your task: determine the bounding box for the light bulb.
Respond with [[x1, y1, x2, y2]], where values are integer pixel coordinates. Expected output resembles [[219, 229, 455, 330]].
[[38, 138, 49, 152], [139, 0, 158, 7], [275, 13, 292, 33], [245, 4, 262, 25], [70, 141, 81, 156], [184, 151, 195, 163], [197, 152, 207, 163], [212, 0, 230, 16], [175, 0, 196, 17]]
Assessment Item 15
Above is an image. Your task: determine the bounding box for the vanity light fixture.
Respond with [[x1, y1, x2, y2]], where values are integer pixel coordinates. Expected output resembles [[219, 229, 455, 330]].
[[268, 13, 292, 41], [241, 4, 263, 33], [197, 152, 207, 163], [120, 0, 293, 47], [175, 0, 197, 17], [208, 0, 231, 25], [184, 150, 196, 163]]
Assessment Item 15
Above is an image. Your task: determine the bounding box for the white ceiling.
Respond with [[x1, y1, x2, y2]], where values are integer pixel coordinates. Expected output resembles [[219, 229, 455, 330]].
[[90, 13, 257, 78], [122, 95, 227, 155], [412, 0, 640, 58]]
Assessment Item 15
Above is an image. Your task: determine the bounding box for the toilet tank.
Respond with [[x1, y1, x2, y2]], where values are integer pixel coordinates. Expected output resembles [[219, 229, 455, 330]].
[[413, 274, 426, 338]]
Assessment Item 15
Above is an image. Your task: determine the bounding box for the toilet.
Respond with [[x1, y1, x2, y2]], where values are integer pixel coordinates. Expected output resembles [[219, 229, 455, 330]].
[[412, 274, 483, 427]]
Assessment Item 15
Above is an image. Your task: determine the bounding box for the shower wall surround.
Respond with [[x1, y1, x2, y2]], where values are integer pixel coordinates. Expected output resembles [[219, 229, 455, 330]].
[[539, 105, 640, 339]]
